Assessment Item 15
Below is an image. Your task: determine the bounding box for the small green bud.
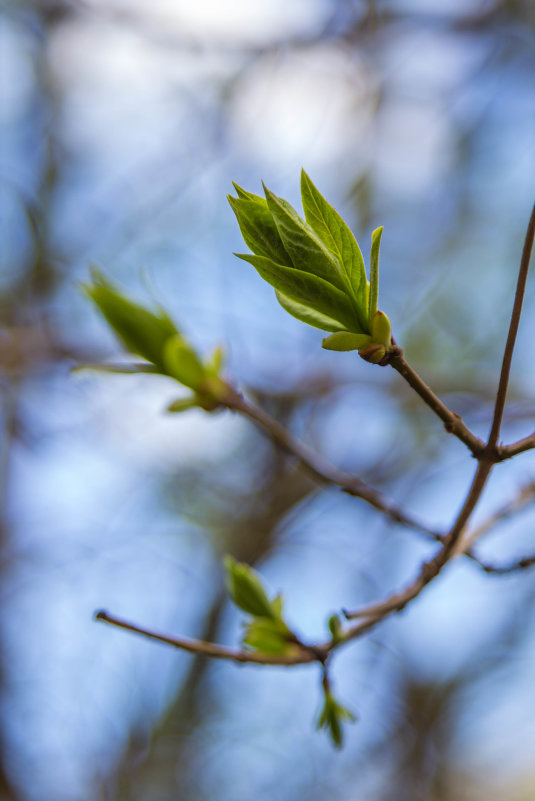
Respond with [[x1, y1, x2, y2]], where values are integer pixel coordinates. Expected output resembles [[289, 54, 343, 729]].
[[370, 310, 392, 348], [327, 613, 342, 642], [207, 345, 225, 376], [162, 334, 206, 389], [224, 556, 278, 619], [358, 343, 387, 364]]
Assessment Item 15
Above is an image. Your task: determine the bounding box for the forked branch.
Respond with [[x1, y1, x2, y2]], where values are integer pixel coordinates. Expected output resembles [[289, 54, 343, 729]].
[[343, 202, 535, 626]]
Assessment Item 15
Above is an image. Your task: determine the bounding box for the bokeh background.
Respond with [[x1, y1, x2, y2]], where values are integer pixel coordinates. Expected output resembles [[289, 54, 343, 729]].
[[2, 1, 535, 799]]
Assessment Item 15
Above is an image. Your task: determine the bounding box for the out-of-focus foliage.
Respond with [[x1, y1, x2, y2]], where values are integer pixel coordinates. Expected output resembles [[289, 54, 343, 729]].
[[1, 1, 535, 800]]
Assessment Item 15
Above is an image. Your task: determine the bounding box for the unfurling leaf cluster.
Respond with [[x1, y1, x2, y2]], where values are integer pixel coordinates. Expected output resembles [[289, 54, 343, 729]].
[[228, 170, 392, 362], [82, 271, 227, 411], [316, 686, 356, 749], [224, 556, 299, 656]]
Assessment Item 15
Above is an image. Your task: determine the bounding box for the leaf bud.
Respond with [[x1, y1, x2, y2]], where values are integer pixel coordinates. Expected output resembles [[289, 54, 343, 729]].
[[224, 556, 277, 619], [370, 310, 392, 347], [327, 613, 342, 642], [358, 343, 386, 364], [162, 334, 206, 389]]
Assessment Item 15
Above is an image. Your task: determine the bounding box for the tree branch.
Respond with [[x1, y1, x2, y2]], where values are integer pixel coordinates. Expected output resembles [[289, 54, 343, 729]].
[[486, 203, 535, 449], [221, 386, 439, 539], [94, 610, 317, 666], [461, 480, 535, 550], [341, 202, 535, 629], [474, 553, 535, 575], [498, 431, 535, 460], [387, 351, 486, 456], [342, 459, 493, 624]]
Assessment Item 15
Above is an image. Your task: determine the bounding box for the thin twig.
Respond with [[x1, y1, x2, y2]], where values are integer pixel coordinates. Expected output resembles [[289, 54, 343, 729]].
[[460, 480, 535, 553], [342, 459, 493, 623], [487, 203, 535, 448], [476, 553, 535, 575], [499, 431, 535, 460], [387, 351, 486, 456], [94, 611, 317, 665], [455, 480, 535, 574], [221, 386, 439, 539]]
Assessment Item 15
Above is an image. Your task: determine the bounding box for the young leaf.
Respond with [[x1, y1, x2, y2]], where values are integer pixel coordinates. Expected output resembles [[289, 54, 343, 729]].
[[162, 334, 206, 389], [301, 170, 368, 329], [316, 691, 356, 749], [72, 362, 160, 375], [231, 182, 265, 202], [224, 556, 277, 620], [207, 345, 225, 376], [270, 593, 284, 619], [243, 617, 293, 655], [322, 332, 373, 352], [236, 253, 361, 332], [167, 397, 200, 413], [275, 291, 348, 333], [263, 185, 347, 291], [83, 271, 178, 371], [368, 226, 383, 324], [228, 194, 289, 265]]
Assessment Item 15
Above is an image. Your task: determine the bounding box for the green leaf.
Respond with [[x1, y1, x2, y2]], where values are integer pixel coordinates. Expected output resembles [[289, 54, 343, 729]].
[[322, 332, 373, 352], [301, 170, 368, 329], [162, 334, 206, 389], [368, 226, 383, 324], [270, 593, 284, 619], [224, 556, 277, 620], [228, 193, 289, 265], [72, 362, 160, 375], [275, 291, 348, 333], [263, 185, 347, 291], [316, 691, 356, 749], [83, 271, 178, 370], [237, 253, 361, 332], [243, 617, 292, 654], [166, 397, 199, 413], [231, 182, 265, 202], [207, 345, 225, 376]]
